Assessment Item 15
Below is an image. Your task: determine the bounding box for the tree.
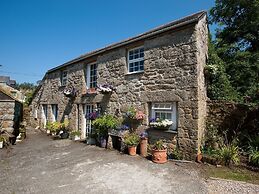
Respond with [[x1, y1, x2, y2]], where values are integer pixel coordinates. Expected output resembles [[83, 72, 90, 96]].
[[206, 36, 238, 101], [210, 0, 259, 103]]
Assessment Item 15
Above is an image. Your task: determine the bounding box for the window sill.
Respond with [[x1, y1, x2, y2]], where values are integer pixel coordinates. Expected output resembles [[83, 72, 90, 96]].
[[126, 70, 144, 75], [149, 127, 177, 134]]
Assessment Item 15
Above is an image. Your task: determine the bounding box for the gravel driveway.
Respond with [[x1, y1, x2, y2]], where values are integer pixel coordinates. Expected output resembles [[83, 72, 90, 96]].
[[0, 128, 258, 194]]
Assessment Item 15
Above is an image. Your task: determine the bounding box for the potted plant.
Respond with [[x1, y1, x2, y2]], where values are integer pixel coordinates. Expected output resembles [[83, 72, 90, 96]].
[[70, 130, 81, 141], [97, 84, 116, 94], [93, 114, 118, 148], [86, 132, 97, 145], [0, 135, 6, 149], [124, 133, 140, 156], [45, 122, 52, 134], [125, 106, 145, 120], [152, 140, 167, 164], [59, 120, 70, 139], [50, 122, 60, 136], [149, 118, 173, 130]]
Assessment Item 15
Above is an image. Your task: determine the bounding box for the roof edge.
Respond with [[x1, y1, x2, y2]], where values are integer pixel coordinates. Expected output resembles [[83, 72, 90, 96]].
[[47, 10, 207, 73]]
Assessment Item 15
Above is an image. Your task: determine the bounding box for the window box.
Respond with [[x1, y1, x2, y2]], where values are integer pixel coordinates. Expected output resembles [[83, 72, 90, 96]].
[[63, 87, 76, 97], [87, 88, 97, 94], [97, 84, 115, 94]]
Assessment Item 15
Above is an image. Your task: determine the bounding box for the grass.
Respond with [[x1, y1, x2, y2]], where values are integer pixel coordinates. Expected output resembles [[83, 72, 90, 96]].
[[203, 165, 259, 185]]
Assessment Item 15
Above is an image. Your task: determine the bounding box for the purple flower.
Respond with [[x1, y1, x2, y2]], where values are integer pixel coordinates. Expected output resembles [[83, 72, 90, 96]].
[[140, 131, 148, 139], [149, 118, 156, 122]]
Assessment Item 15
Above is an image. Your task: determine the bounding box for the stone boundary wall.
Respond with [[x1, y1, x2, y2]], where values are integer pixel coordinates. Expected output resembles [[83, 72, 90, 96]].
[[206, 100, 258, 139]]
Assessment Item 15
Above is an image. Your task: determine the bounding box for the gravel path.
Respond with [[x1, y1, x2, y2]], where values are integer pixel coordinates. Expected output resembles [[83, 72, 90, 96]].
[[206, 178, 259, 194]]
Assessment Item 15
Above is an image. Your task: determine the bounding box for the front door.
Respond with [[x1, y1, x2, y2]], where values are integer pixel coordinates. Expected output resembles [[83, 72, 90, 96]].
[[82, 104, 94, 138]]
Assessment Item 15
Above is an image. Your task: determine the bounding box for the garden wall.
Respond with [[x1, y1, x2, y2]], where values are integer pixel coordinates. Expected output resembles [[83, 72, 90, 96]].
[[206, 100, 259, 145]]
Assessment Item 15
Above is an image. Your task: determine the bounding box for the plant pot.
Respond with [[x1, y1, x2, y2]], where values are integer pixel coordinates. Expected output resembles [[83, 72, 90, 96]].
[[152, 149, 167, 164], [46, 129, 50, 134], [196, 152, 202, 162], [100, 137, 107, 148], [86, 137, 96, 145], [60, 131, 69, 139], [128, 146, 137, 156], [0, 141, 3, 149], [140, 138, 148, 157], [73, 135, 80, 141]]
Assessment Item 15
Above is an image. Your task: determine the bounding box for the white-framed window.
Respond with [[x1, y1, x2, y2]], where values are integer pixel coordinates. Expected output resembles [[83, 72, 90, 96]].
[[85, 63, 97, 88], [128, 46, 144, 73], [61, 70, 68, 86], [151, 102, 178, 131], [51, 104, 58, 122]]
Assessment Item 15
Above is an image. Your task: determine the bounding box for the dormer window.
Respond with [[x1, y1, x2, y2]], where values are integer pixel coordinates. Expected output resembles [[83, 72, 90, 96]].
[[128, 47, 144, 73]]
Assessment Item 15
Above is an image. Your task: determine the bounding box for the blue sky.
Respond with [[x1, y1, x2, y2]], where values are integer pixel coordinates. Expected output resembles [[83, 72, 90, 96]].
[[0, 0, 216, 84]]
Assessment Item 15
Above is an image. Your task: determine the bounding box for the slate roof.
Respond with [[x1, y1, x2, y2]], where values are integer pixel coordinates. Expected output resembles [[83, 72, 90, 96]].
[[47, 10, 206, 73]]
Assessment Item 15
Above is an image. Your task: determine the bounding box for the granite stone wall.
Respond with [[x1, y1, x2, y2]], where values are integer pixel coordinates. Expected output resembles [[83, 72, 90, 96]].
[[0, 101, 15, 132], [30, 15, 208, 160]]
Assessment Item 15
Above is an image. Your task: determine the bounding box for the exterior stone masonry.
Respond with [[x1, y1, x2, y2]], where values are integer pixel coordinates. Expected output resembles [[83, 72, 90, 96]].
[[30, 11, 208, 160]]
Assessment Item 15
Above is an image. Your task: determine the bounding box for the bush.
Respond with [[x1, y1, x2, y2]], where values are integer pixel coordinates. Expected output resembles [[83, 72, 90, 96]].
[[124, 133, 140, 147], [170, 148, 183, 160], [70, 130, 81, 136], [216, 144, 240, 166], [93, 115, 118, 137], [152, 140, 166, 150], [249, 148, 259, 167]]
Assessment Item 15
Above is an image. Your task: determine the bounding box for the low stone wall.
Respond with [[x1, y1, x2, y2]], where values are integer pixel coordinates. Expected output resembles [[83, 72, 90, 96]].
[[206, 100, 259, 143]]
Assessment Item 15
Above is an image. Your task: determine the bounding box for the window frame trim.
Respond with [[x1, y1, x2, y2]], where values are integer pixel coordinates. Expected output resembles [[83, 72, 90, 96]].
[[85, 62, 97, 89], [127, 46, 144, 74], [150, 102, 178, 131], [60, 70, 68, 86]]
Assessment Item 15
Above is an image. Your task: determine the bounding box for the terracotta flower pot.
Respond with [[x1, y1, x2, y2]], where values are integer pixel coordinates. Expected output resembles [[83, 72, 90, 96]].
[[152, 149, 167, 164], [128, 146, 137, 156], [140, 138, 148, 157]]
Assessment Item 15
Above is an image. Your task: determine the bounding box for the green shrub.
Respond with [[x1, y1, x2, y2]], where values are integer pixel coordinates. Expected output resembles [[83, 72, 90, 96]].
[[216, 144, 240, 166], [171, 148, 183, 160], [0, 135, 6, 142], [93, 115, 118, 136], [124, 133, 140, 147], [249, 148, 259, 167], [152, 140, 166, 150], [70, 130, 81, 136]]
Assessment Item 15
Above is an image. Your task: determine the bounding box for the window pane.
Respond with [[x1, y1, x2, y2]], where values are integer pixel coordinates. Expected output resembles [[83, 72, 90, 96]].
[[134, 53, 139, 59], [166, 113, 172, 120]]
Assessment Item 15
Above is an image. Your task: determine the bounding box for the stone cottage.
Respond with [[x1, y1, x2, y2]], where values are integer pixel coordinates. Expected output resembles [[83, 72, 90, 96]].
[[30, 11, 208, 159], [0, 85, 23, 134]]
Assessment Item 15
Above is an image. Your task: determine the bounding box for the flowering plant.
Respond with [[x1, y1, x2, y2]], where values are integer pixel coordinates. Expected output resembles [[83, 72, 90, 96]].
[[149, 118, 173, 129], [87, 112, 98, 120], [97, 84, 115, 93], [125, 106, 145, 120], [140, 131, 148, 139]]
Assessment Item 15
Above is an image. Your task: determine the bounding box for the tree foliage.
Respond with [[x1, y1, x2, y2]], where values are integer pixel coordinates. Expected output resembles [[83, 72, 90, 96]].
[[206, 36, 238, 101], [209, 0, 259, 103], [16, 82, 37, 106]]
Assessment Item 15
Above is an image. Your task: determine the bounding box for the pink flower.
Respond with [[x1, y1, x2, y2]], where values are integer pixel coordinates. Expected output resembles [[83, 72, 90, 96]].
[[135, 111, 145, 120]]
